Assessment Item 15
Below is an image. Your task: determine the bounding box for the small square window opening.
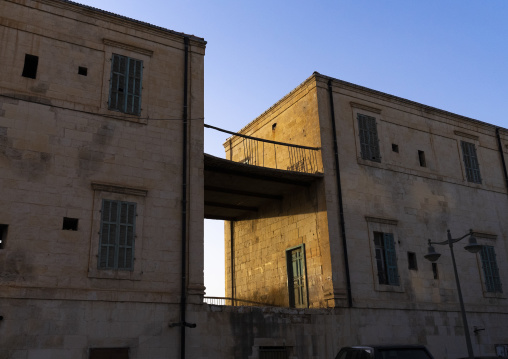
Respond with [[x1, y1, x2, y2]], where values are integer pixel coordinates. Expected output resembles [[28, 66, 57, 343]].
[[78, 66, 88, 76], [272, 123, 277, 130], [418, 150, 426, 167], [22, 54, 39, 79], [0, 224, 8, 249], [89, 348, 129, 359], [407, 251, 418, 270], [392, 144, 399, 153], [432, 263, 439, 279], [62, 217, 79, 231]]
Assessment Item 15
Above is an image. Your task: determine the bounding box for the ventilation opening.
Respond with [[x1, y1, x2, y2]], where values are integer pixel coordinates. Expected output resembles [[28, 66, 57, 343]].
[[432, 262, 439, 279], [22, 54, 39, 79], [407, 251, 417, 270], [418, 150, 426, 167], [89, 348, 129, 359], [78, 66, 88, 76], [0, 224, 8, 249], [259, 346, 288, 359], [272, 123, 277, 130], [392, 144, 399, 153], [62, 217, 79, 231]]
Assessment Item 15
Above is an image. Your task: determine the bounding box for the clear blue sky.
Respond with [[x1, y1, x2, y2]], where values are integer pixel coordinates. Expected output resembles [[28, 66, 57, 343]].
[[77, 0, 508, 297]]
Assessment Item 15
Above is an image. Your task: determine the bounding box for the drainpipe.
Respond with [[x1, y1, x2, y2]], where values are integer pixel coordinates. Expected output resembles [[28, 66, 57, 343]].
[[168, 35, 196, 359], [230, 221, 235, 305], [327, 79, 353, 308], [496, 128, 508, 192], [175, 35, 194, 359]]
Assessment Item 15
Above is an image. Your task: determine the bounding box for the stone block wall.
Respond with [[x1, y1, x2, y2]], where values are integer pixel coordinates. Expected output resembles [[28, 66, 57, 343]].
[[321, 76, 508, 312], [225, 181, 326, 307], [224, 77, 323, 173], [223, 78, 339, 308], [0, 1, 206, 355], [190, 305, 507, 359], [1, 300, 506, 358]]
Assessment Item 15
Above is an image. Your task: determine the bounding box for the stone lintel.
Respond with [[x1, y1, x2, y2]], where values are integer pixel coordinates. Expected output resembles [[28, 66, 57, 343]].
[[473, 231, 497, 240], [365, 216, 398, 226], [454, 130, 479, 141], [103, 38, 154, 57], [350, 102, 382, 114], [92, 182, 148, 197]]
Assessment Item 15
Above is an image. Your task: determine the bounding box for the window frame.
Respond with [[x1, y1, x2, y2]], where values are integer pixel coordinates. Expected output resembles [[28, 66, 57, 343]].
[[365, 216, 404, 293], [108, 53, 143, 115], [357, 113, 381, 163], [480, 245, 502, 293], [87, 183, 146, 281], [373, 232, 400, 286], [460, 140, 482, 184], [286, 244, 309, 308], [98, 199, 137, 271]]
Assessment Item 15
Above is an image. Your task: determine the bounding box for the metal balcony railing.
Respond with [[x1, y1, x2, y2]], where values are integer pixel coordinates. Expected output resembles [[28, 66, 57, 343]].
[[205, 124, 322, 174], [203, 296, 282, 307]]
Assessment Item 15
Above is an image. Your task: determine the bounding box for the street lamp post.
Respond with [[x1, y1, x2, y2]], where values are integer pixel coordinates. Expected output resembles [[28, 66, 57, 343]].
[[424, 229, 482, 359]]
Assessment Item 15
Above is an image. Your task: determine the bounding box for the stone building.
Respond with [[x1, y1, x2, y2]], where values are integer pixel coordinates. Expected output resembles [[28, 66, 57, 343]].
[[1, 1, 507, 358], [223, 72, 508, 356], [0, 0, 206, 357]]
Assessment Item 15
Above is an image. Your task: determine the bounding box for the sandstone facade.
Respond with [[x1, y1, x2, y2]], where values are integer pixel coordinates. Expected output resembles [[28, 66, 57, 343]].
[[225, 73, 508, 357], [0, 0, 205, 357]]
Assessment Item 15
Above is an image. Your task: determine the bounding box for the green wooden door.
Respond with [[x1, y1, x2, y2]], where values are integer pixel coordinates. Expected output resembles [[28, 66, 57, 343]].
[[287, 246, 308, 308]]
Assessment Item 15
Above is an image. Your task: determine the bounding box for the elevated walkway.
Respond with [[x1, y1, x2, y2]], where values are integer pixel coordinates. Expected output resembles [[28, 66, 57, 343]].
[[204, 153, 323, 221]]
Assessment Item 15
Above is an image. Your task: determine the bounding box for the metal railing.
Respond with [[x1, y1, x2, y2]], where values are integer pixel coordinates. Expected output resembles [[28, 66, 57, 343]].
[[203, 296, 282, 307], [205, 124, 322, 174]]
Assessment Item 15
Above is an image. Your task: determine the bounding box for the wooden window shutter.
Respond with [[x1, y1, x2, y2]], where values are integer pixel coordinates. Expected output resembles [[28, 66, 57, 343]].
[[383, 233, 399, 286], [461, 141, 482, 184], [358, 114, 381, 162], [109, 54, 143, 115], [98, 199, 136, 270], [126, 58, 143, 115], [481, 245, 502, 293]]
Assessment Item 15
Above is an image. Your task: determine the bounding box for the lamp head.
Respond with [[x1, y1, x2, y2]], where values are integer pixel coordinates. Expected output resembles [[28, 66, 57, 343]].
[[464, 230, 482, 254], [424, 241, 441, 262]]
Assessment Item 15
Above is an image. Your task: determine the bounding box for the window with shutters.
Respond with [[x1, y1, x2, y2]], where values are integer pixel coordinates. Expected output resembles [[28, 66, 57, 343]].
[[480, 245, 502, 293], [460, 141, 482, 184], [358, 113, 381, 162], [109, 54, 143, 115], [373, 232, 399, 286], [98, 199, 136, 270]]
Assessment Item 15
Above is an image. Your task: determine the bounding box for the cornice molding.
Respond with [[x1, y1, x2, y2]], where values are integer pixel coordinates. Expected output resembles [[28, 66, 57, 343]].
[[365, 216, 398, 226], [473, 231, 497, 240], [350, 102, 382, 114], [454, 130, 479, 141], [318, 73, 507, 133], [103, 39, 153, 57], [91, 182, 148, 197]]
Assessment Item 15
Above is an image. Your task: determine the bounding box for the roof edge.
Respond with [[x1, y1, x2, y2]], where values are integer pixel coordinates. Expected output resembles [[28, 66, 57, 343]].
[[316, 72, 506, 132], [231, 72, 507, 139], [37, 0, 206, 44]]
